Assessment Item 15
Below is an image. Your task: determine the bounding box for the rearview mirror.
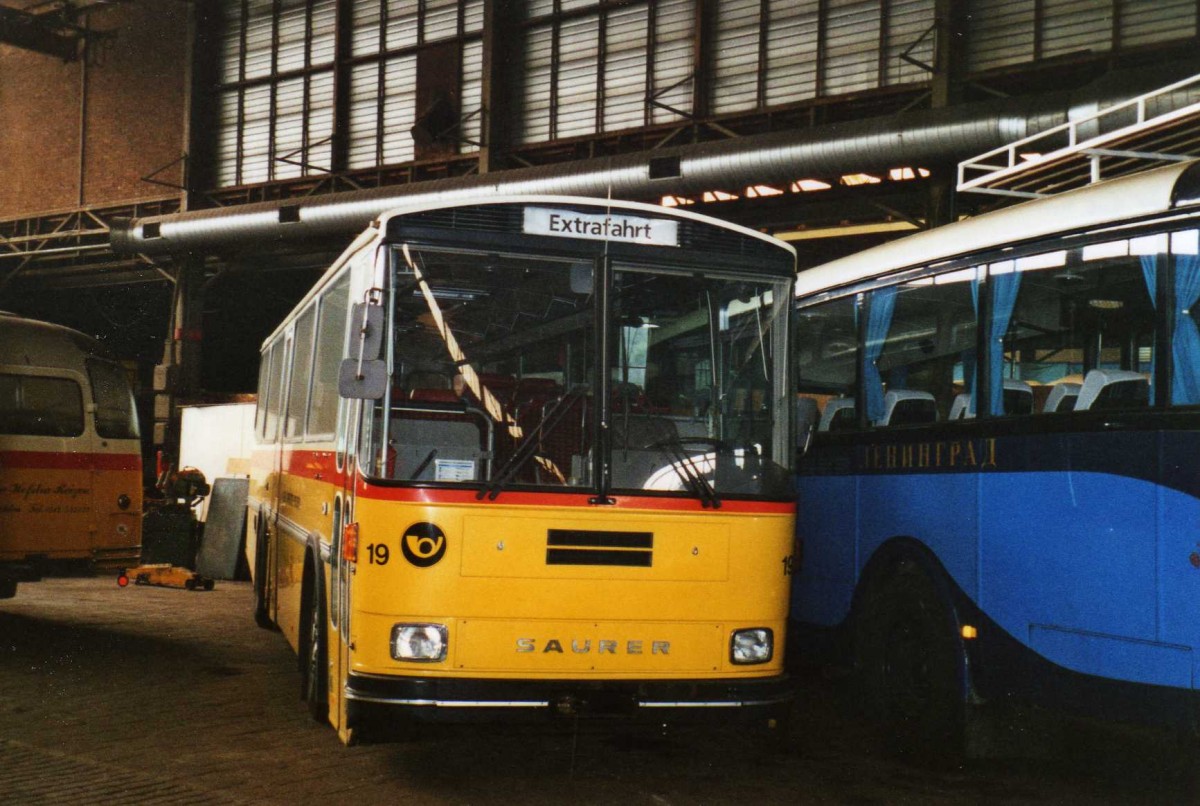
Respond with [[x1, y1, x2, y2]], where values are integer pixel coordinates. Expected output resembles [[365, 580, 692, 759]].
[[339, 358, 387, 399]]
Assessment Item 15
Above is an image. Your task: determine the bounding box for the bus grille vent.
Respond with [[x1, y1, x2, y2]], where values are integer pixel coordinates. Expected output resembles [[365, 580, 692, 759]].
[[545, 529, 653, 567]]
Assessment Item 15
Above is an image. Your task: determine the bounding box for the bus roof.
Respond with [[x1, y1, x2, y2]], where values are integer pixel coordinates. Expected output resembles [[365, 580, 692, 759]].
[[793, 159, 1197, 299], [262, 194, 797, 351], [0, 312, 110, 371], [374, 194, 797, 258]]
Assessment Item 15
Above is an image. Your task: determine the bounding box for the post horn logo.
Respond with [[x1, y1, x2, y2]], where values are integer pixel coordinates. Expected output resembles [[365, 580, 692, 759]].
[[401, 522, 447, 567]]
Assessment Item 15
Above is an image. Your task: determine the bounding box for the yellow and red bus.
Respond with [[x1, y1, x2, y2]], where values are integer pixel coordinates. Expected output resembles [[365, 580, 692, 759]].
[[0, 312, 142, 598], [248, 196, 797, 744]]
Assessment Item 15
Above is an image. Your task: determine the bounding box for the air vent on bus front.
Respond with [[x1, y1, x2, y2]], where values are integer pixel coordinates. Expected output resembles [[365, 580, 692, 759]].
[[545, 529, 653, 568]]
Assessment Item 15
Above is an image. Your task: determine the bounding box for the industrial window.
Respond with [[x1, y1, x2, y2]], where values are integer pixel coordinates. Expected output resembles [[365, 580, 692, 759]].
[[307, 274, 350, 437], [519, 0, 693, 144], [217, 0, 337, 186], [347, 0, 484, 168], [965, 0, 1196, 73]]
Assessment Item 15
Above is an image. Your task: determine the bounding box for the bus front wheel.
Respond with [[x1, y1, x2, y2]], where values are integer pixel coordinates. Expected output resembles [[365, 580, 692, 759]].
[[854, 559, 965, 765]]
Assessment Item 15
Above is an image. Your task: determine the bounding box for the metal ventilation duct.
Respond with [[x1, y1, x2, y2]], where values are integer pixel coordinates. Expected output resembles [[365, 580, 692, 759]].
[[111, 65, 1200, 257]]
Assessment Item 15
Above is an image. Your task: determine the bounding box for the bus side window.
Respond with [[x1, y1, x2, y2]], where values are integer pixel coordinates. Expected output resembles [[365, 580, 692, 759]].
[[865, 271, 978, 427], [285, 307, 316, 440], [999, 241, 1155, 415], [309, 275, 350, 438], [794, 296, 859, 432], [263, 342, 286, 442]]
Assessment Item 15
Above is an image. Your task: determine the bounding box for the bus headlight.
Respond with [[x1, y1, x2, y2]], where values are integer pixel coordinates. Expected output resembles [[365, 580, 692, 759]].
[[730, 628, 773, 665], [391, 624, 448, 662]]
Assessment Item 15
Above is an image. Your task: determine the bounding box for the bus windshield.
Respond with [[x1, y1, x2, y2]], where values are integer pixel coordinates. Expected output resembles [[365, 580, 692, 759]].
[[359, 243, 792, 499]]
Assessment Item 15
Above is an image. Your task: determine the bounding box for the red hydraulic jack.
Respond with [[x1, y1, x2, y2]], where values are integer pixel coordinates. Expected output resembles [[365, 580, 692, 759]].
[[118, 565, 214, 591]]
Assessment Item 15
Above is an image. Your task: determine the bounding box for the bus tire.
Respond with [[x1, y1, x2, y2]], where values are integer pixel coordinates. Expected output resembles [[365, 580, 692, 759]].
[[854, 558, 965, 765], [301, 566, 329, 724], [0, 578, 16, 599], [252, 515, 273, 630]]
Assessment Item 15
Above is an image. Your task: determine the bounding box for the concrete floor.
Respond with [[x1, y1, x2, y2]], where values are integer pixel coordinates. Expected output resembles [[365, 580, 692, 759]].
[[0, 577, 1195, 805]]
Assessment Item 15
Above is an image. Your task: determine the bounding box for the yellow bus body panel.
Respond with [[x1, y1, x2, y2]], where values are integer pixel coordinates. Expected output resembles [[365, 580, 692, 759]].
[[347, 496, 791, 681]]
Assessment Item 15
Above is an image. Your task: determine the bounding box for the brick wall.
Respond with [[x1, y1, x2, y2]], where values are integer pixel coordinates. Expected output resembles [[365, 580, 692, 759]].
[[0, 2, 188, 219]]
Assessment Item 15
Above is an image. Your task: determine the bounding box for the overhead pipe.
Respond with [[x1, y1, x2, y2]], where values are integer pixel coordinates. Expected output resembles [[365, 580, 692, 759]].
[[111, 64, 1200, 257]]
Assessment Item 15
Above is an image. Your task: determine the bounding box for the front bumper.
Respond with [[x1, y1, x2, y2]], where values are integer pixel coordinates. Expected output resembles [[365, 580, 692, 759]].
[[345, 672, 793, 724]]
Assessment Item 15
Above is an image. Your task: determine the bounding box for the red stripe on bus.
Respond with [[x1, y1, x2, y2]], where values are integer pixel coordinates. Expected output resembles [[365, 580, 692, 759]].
[[353, 479, 794, 514], [0, 450, 141, 471], [259, 447, 793, 515]]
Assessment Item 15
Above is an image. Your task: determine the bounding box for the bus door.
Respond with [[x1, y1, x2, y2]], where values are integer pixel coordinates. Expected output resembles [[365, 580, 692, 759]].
[[83, 358, 142, 570], [329, 396, 358, 738]]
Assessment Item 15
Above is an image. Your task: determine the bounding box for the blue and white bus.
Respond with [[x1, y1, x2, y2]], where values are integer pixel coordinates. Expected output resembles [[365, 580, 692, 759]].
[[790, 160, 1200, 756]]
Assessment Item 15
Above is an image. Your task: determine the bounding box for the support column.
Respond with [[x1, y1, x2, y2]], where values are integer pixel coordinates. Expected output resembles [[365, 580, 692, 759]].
[[479, 0, 518, 173], [153, 260, 204, 456], [927, 0, 967, 227]]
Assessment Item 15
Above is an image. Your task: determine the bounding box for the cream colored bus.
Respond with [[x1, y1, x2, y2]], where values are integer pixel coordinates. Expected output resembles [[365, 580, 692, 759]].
[[248, 196, 797, 744], [0, 313, 142, 598]]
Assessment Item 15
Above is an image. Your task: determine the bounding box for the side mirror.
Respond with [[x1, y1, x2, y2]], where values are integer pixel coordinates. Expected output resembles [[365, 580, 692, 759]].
[[339, 301, 387, 399], [339, 358, 387, 399]]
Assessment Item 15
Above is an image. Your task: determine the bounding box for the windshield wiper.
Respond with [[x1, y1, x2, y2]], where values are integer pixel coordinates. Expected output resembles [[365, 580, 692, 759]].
[[648, 436, 722, 509], [479, 388, 584, 500]]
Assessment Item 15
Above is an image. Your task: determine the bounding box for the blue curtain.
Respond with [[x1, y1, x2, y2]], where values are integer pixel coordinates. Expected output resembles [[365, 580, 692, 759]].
[[864, 286, 897, 423], [966, 273, 981, 415], [1173, 253, 1200, 404], [1141, 255, 1157, 404], [988, 272, 1021, 415]]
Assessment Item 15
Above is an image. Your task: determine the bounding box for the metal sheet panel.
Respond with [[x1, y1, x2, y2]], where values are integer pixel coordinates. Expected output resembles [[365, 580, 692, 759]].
[[823, 0, 881, 96], [220, 2, 243, 84], [1119, 0, 1195, 49], [426, 0, 460, 42], [274, 76, 307, 180], [310, 0, 337, 66], [352, 0, 384, 55], [884, 0, 934, 87], [276, 1, 309, 73], [712, 0, 761, 115], [243, 0, 274, 80], [966, 0, 1035, 72], [519, 25, 553, 143], [216, 91, 241, 187], [460, 38, 483, 152], [557, 14, 600, 138], [766, 0, 818, 106], [651, 0, 693, 125], [307, 71, 335, 172], [463, 0, 483, 33], [240, 83, 272, 184], [1042, 0, 1111, 59], [381, 55, 418, 165], [603, 4, 648, 132], [348, 62, 382, 168], [385, 0, 420, 49]]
